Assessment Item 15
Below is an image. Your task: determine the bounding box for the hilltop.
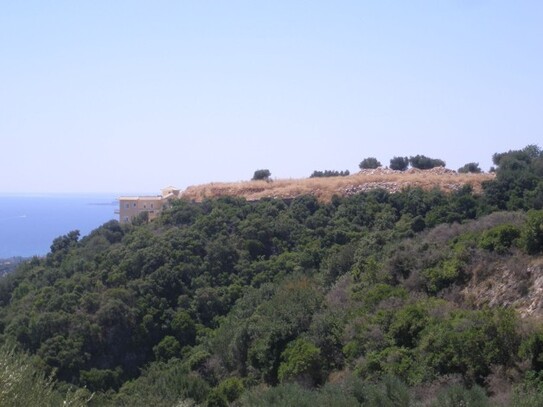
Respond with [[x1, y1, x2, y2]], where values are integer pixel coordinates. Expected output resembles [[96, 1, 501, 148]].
[[181, 167, 495, 202]]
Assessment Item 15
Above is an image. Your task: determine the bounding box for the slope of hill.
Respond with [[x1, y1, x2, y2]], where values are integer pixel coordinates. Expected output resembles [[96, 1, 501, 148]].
[[1, 145, 543, 406], [181, 167, 495, 202]]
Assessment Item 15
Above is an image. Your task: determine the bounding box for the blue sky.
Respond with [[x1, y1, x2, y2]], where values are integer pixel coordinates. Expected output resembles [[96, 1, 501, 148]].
[[1, 1, 542, 194]]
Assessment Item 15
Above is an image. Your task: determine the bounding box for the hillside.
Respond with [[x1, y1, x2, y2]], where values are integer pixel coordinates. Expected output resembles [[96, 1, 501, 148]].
[[1, 145, 543, 406], [181, 167, 495, 202]]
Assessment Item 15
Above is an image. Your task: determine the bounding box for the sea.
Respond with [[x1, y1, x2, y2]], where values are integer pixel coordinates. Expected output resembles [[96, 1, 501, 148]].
[[0, 194, 119, 259]]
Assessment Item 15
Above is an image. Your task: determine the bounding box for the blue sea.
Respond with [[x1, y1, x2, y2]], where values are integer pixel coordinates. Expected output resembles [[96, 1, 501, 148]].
[[0, 194, 118, 258]]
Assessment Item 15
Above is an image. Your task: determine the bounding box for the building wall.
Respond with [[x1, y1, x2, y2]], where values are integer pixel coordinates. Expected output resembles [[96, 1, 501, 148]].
[[119, 197, 164, 223]]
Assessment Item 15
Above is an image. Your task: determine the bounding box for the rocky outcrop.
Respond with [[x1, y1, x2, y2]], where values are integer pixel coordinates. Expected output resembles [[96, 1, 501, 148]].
[[462, 257, 543, 318]]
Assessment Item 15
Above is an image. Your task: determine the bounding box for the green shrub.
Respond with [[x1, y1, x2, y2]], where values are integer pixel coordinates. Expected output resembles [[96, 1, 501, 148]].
[[421, 258, 462, 293], [479, 224, 521, 254]]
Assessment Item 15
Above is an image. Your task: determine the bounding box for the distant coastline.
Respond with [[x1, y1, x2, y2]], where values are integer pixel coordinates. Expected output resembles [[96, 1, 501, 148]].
[[88, 201, 118, 206], [0, 194, 117, 258]]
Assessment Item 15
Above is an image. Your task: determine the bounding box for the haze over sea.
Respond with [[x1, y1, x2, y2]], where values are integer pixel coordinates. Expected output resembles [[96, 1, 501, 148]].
[[0, 194, 118, 258]]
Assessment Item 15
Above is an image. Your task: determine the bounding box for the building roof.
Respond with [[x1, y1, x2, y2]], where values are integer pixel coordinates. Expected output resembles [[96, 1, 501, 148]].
[[118, 196, 163, 201], [161, 185, 179, 191]]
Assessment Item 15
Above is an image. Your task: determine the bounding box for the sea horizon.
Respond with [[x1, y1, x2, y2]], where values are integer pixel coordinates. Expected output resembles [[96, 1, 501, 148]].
[[0, 192, 155, 198], [0, 194, 121, 259]]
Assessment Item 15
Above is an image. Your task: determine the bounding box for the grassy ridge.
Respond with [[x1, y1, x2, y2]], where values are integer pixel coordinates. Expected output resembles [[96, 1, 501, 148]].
[[181, 168, 494, 202]]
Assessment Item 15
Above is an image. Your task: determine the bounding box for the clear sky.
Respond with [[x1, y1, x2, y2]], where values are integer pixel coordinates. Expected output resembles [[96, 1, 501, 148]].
[[1, 1, 542, 194]]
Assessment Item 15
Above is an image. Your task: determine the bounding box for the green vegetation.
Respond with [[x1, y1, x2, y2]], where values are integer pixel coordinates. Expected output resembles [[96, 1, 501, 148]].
[[1, 145, 543, 405], [359, 157, 382, 170], [409, 155, 446, 170], [390, 156, 409, 171], [458, 162, 482, 173], [310, 170, 350, 178], [0, 345, 91, 406], [252, 169, 271, 181]]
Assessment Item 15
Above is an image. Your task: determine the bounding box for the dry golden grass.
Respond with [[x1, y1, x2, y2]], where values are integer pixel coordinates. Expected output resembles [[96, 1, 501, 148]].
[[181, 168, 495, 203]]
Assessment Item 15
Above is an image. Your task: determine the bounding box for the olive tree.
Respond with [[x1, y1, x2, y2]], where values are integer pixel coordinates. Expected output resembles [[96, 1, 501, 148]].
[[252, 169, 271, 181]]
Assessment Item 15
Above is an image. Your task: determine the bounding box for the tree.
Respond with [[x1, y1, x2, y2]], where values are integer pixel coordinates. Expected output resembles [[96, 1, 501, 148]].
[[390, 156, 409, 171], [252, 169, 271, 181], [247, 276, 323, 383], [359, 157, 381, 170], [492, 145, 541, 167], [409, 155, 446, 170], [153, 336, 182, 361], [278, 338, 322, 386], [458, 162, 482, 173], [47, 230, 81, 267], [484, 145, 543, 210], [132, 210, 149, 226], [216, 377, 244, 403], [171, 310, 196, 347], [50, 230, 80, 254]]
